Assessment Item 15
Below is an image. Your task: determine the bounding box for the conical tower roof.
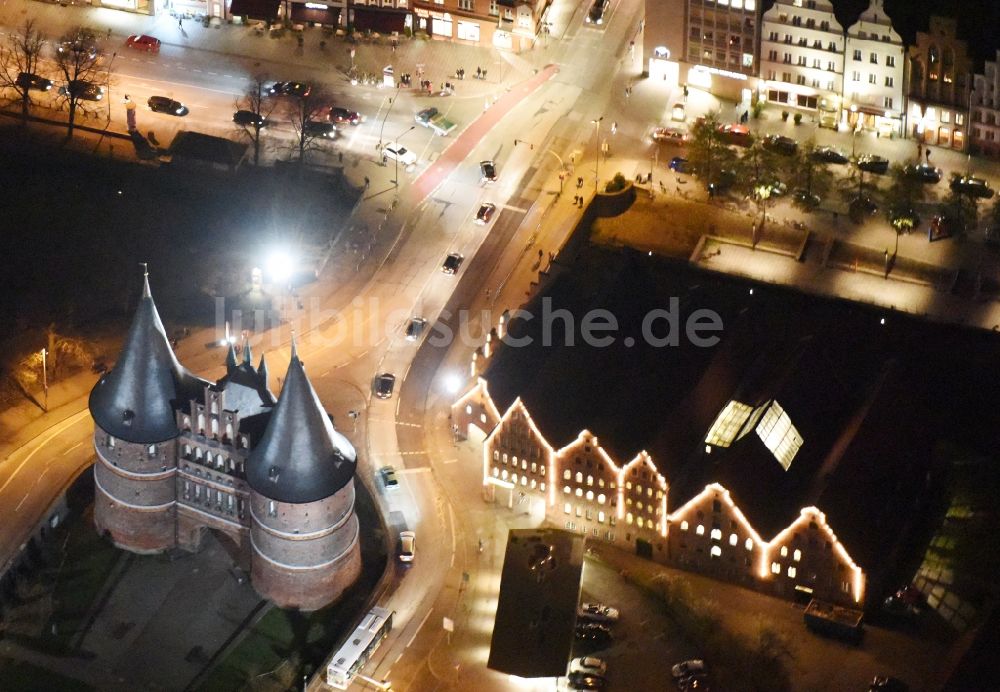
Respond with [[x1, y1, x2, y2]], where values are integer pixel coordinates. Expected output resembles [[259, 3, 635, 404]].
[[89, 270, 205, 443], [246, 348, 356, 503]]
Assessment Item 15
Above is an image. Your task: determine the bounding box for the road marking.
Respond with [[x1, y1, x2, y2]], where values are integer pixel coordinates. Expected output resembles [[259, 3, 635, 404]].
[[502, 204, 530, 213], [442, 458, 458, 464], [15, 494, 28, 512], [407, 608, 434, 649], [321, 369, 331, 377], [61, 441, 84, 456], [0, 410, 89, 496], [394, 421, 422, 428], [397, 467, 430, 473], [448, 501, 456, 563]]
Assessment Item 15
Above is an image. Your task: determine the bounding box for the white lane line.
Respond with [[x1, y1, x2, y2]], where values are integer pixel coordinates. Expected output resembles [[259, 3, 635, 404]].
[[448, 501, 457, 565], [397, 467, 430, 474], [61, 441, 84, 456], [407, 608, 434, 649], [191, 68, 203, 73], [15, 494, 28, 512], [442, 458, 458, 464], [0, 410, 89, 496]]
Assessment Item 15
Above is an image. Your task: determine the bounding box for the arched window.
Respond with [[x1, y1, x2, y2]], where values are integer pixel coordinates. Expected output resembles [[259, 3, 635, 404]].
[[107, 435, 115, 449], [710, 545, 722, 558], [587, 475, 594, 486], [564, 503, 572, 514], [780, 545, 788, 557], [710, 528, 722, 541], [637, 517, 644, 528], [586, 490, 594, 501], [575, 471, 583, 483], [793, 549, 802, 562], [563, 469, 571, 480], [729, 533, 738, 546], [771, 561, 781, 574], [695, 524, 705, 536], [575, 488, 583, 497], [210, 419, 219, 438], [680, 520, 689, 531], [225, 422, 234, 441], [745, 538, 754, 551], [210, 400, 218, 414], [597, 493, 606, 505]]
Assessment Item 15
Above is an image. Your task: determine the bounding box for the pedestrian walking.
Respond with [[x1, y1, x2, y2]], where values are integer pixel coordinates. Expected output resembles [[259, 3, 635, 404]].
[[925, 149, 931, 163], [178, 18, 183, 29], [573, 194, 579, 205], [363, 176, 370, 190], [577, 176, 584, 189], [578, 196, 584, 208], [338, 151, 343, 164]]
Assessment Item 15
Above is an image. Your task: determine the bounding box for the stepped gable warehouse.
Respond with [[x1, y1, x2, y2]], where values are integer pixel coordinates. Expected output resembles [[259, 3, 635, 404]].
[[453, 246, 977, 608], [90, 269, 361, 610]]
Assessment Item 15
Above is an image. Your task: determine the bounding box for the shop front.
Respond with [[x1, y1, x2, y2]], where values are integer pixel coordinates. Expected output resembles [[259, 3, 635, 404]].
[[690, 64, 752, 103], [228, 0, 281, 20], [648, 46, 679, 87], [351, 5, 408, 33], [910, 102, 967, 151], [95, 0, 154, 15], [844, 104, 901, 138], [289, 2, 342, 26]]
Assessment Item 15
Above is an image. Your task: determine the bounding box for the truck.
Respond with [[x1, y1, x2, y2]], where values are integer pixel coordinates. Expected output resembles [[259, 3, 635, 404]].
[[415, 107, 456, 136], [803, 598, 864, 644]]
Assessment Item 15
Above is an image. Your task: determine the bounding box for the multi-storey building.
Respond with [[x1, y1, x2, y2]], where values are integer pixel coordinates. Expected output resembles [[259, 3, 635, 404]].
[[410, 0, 549, 52], [971, 50, 1000, 158], [90, 271, 362, 611], [759, 0, 844, 124], [841, 0, 904, 136], [906, 16, 973, 151]]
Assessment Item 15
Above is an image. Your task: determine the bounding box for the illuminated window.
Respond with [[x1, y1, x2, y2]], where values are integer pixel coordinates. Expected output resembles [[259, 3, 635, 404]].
[[576, 506, 582, 517], [503, 453, 508, 464], [598, 478, 605, 488], [493, 450, 499, 460], [597, 493, 606, 504], [564, 503, 571, 514], [511, 474, 518, 484], [466, 405, 472, 414], [627, 513, 634, 525], [745, 538, 754, 551], [710, 529, 722, 541], [147, 444, 157, 457], [705, 400, 754, 447], [788, 566, 797, 578], [576, 472, 583, 483], [531, 462, 537, 473], [626, 481, 632, 490], [780, 546, 788, 557], [492, 466, 499, 477], [696, 525, 705, 536], [564, 469, 571, 480], [563, 485, 570, 494], [710, 545, 722, 558], [521, 460, 527, 470], [680, 520, 689, 531], [540, 466, 546, 476], [756, 401, 803, 470], [587, 475, 594, 486], [637, 517, 644, 528], [521, 476, 527, 486], [598, 511, 605, 522], [586, 490, 594, 501], [793, 549, 802, 562], [575, 488, 583, 497], [771, 561, 781, 574], [530, 479, 536, 489], [502, 470, 509, 480], [729, 533, 738, 546], [540, 482, 546, 491]]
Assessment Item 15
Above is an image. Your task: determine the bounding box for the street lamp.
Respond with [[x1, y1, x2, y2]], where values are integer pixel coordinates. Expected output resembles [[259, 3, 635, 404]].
[[591, 117, 603, 193], [40, 348, 48, 412], [391, 125, 417, 189], [377, 86, 401, 153]]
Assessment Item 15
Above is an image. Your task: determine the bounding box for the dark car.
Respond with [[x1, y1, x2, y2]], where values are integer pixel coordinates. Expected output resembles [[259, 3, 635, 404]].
[[233, 110, 266, 127], [669, 156, 689, 173], [857, 154, 890, 174], [949, 176, 994, 198], [793, 189, 821, 208], [304, 120, 336, 138], [15, 72, 52, 92], [869, 676, 909, 692], [707, 169, 737, 194], [379, 465, 399, 489], [268, 81, 312, 98], [811, 145, 849, 164], [58, 31, 98, 59], [442, 253, 464, 274], [566, 672, 607, 690], [125, 34, 161, 53], [147, 95, 187, 116], [678, 673, 711, 691], [475, 202, 497, 225], [480, 160, 498, 182], [849, 195, 879, 219], [373, 373, 396, 399], [329, 106, 361, 125], [405, 317, 427, 341], [586, 0, 607, 24], [903, 163, 942, 183], [763, 134, 798, 156], [60, 80, 104, 101], [575, 623, 613, 646]]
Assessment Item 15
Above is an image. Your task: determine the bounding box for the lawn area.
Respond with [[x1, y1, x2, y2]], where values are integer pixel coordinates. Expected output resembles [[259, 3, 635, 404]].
[[0, 657, 93, 692]]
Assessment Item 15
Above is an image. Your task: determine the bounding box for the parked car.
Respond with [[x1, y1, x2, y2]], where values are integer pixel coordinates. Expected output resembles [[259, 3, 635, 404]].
[[578, 603, 620, 623], [268, 81, 312, 98], [903, 163, 942, 183], [708, 170, 737, 194], [328, 106, 361, 125], [929, 214, 960, 241], [233, 110, 266, 128], [585, 0, 608, 24], [399, 531, 415, 562], [60, 80, 104, 101], [125, 34, 161, 53], [57, 31, 98, 59], [668, 156, 689, 173], [405, 317, 427, 341], [671, 102, 686, 122], [15, 72, 52, 92], [304, 120, 337, 138], [147, 96, 187, 116], [566, 672, 607, 690], [441, 253, 464, 274], [857, 154, 890, 174], [849, 195, 879, 220], [383, 143, 417, 166], [869, 676, 909, 692], [374, 373, 396, 399], [651, 126, 688, 144], [950, 175, 995, 198], [793, 189, 821, 208], [569, 657, 607, 676], [763, 134, 798, 156], [718, 123, 753, 146], [574, 623, 613, 646], [811, 145, 849, 164], [672, 660, 707, 679], [480, 160, 498, 182], [379, 465, 399, 489], [761, 180, 787, 196], [678, 673, 710, 691], [475, 202, 497, 225]]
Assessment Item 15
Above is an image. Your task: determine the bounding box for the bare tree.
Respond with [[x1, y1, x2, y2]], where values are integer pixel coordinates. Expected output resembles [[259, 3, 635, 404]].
[[0, 20, 47, 125], [288, 87, 335, 165], [53, 27, 106, 139], [235, 74, 274, 166]]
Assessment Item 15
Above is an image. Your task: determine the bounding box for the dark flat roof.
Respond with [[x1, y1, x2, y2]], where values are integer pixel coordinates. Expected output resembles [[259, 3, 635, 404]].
[[488, 529, 584, 678]]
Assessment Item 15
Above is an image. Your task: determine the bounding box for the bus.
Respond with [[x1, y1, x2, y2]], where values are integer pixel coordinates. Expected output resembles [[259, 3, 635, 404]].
[[326, 606, 394, 689]]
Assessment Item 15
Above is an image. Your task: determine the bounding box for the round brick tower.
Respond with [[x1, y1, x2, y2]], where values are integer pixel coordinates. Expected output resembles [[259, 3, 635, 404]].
[[89, 270, 205, 553], [246, 344, 361, 610]]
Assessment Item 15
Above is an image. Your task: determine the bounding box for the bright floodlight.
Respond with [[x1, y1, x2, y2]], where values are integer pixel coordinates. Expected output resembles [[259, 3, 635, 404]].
[[266, 251, 294, 283], [444, 373, 462, 395]]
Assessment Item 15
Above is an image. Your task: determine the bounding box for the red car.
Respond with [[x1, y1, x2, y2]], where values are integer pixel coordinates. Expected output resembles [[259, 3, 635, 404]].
[[126, 34, 161, 53]]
